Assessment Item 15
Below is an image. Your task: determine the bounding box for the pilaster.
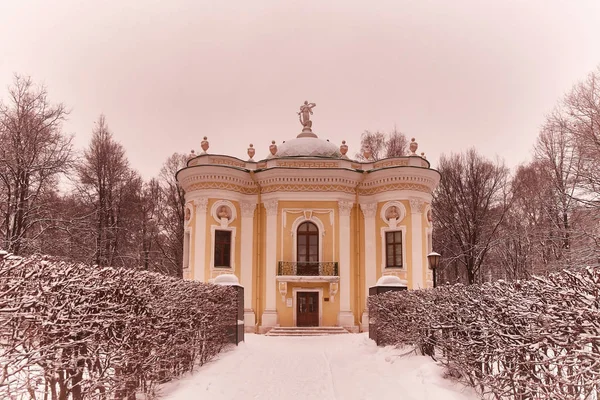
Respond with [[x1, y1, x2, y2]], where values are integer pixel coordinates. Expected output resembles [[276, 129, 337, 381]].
[[193, 197, 208, 282], [337, 200, 355, 328], [360, 202, 377, 330], [409, 198, 425, 289], [261, 199, 279, 329], [240, 201, 256, 331]]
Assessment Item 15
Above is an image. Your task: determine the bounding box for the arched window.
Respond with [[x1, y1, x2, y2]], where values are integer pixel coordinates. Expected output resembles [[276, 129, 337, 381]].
[[297, 222, 319, 274]]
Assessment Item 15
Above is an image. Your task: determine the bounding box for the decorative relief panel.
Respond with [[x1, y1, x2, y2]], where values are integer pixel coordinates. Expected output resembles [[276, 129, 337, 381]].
[[261, 184, 355, 194], [240, 201, 256, 218], [380, 201, 407, 228], [187, 182, 259, 195], [409, 198, 425, 214], [360, 203, 377, 218], [264, 200, 279, 216], [194, 197, 209, 213], [358, 183, 431, 195], [275, 160, 340, 168], [211, 200, 237, 227], [338, 201, 354, 216]]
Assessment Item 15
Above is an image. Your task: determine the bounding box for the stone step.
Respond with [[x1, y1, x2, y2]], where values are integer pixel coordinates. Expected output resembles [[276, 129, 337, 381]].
[[266, 326, 349, 336]]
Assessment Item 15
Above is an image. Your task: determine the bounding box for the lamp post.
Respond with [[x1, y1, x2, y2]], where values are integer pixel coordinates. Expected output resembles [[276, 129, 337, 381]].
[[427, 252, 441, 288]]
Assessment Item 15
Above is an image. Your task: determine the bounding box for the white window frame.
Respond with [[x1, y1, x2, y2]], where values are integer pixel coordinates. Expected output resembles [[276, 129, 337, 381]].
[[291, 216, 325, 262], [380, 226, 407, 270], [210, 225, 236, 271]]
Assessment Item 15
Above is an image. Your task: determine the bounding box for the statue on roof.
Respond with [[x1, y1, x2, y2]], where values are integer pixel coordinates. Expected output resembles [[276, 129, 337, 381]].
[[298, 101, 316, 129]]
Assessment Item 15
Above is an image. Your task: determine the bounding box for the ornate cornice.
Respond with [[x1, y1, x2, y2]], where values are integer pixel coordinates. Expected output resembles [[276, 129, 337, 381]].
[[359, 183, 431, 196], [275, 160, 341, 168], [360, 203, 377, 218], [338, 201, 354, 217], [187, 181, 259, 195], [261, 183, 356, 194]]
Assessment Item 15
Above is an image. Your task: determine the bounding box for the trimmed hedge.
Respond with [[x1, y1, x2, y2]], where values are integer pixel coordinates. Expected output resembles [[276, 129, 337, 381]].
[[0, 252, 237, 399], [369, 267, 600, 399]]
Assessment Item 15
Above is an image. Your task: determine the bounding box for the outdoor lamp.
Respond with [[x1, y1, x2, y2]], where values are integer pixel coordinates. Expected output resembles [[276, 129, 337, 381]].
[[427, 251, 441, 288]]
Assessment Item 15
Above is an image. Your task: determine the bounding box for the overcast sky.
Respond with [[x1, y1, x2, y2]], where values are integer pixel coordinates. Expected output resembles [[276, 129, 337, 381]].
[[1, 0, 600, 179]]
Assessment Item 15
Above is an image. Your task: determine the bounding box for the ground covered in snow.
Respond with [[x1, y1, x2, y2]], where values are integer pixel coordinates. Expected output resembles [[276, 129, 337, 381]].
[[161, 333, 477, 400]]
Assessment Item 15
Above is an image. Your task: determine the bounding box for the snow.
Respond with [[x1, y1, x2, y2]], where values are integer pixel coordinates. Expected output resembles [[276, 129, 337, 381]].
[[160, 333, 477, 400]]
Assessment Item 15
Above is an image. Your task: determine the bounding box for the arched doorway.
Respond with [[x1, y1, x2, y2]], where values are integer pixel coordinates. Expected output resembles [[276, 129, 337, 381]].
[[296, 221, 319, 275]]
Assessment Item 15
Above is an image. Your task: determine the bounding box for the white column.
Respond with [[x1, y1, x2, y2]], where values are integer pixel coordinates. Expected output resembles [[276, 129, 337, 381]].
[[409, 198, 425, 289], [193, 197, 208, 282], [360, 202, 377, 330], [338, 201, 355, 328], [240, 201, 256, 330], [261, 199, 279, 329]]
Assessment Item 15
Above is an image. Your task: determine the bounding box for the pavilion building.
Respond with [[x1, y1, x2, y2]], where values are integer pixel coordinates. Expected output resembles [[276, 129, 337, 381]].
[[176, 103, 440, 333]]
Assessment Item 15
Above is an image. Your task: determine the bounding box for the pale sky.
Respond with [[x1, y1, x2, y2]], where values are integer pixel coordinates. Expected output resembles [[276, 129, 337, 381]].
[[1, 0, 600, 179]]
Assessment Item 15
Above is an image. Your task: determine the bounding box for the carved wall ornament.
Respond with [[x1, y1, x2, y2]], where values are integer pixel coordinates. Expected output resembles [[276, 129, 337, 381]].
[[264, 200, 279, 216], [210, 200, 237, 227], [247, 144, 255, 161], [409, 198, 425, 214], [240, 201, 256, 218], [329, 282, 339, 302], [194, 197, 209, 213], [184, 205, 192, 224], [338, 201, 353, 217], [380, 201, 407, 228], [360, 203, 377, 218], [279, 281, 288, 302]]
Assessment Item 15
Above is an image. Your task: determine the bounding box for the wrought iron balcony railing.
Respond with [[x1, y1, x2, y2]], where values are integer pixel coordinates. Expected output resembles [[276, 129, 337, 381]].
[[277, 261, 339, 276]]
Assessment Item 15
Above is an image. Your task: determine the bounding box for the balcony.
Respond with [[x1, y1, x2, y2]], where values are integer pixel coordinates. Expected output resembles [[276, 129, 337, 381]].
[[277, 261, 339, 277]]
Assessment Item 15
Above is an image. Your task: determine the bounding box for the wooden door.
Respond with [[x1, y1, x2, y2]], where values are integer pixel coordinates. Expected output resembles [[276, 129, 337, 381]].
[[296, 292, 319, 327]]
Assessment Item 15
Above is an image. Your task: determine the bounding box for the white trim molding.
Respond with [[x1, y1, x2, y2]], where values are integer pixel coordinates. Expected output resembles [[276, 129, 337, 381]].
[[209, 225, 237, 274], [290, 215, 326, 262], [380, 201, 407, 227], [380, 225, 407, 272], [292, 287, 324, 327], [210, 199, 237, 227]]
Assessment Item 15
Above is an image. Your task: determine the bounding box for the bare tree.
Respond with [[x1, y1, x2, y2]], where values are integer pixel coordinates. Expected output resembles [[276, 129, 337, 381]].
[[0, 75, 73, 254], [154, 153, 187, 277], [355, 127, 409, 161], [432, 149, 511, 284], [76, 115, 132, 267]]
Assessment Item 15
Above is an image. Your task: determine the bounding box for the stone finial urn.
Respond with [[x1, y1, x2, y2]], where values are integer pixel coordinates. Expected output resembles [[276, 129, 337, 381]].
[[340, 140, 348, 158], [421, 152, 426, 159], [269, 140, 278, 156], [409, 138, 418, 155], [187, 149, 196, 160], [363, 146, 372, 161], [247, 144, 255, 161], [201, 136, 209, 154]]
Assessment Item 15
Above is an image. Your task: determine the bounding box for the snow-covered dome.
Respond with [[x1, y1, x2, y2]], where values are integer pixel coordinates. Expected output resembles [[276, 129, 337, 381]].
[[276, 137, 341, 158], [376, 275, 408, 287]]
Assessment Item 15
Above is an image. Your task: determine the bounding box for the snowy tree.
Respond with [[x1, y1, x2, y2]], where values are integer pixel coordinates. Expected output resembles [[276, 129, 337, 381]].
[[0, 75, 73, 254]]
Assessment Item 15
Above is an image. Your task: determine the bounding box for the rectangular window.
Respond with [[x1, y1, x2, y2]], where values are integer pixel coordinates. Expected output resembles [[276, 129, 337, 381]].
[[385, 231, 403, 268], [214, 230, 232, 268]]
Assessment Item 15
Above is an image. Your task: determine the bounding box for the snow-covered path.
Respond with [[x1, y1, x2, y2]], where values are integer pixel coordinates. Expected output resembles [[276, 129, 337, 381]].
[[161, 333, 477, 400]]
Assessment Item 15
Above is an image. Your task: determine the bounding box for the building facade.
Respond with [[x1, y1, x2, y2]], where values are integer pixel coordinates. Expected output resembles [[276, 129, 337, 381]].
[[176, 105, 440, 333]]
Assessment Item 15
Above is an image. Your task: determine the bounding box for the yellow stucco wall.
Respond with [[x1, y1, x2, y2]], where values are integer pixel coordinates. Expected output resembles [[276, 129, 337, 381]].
[[277, 282, 340, 327], [204, 199, 242, 282], [374, 200, 412, 287]]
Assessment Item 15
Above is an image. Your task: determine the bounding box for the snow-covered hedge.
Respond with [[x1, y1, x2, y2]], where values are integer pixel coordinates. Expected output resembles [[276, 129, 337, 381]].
[[0, 252, 237, 400], [369, 267, 600, 399]]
